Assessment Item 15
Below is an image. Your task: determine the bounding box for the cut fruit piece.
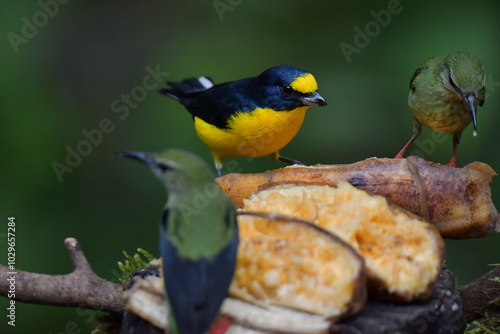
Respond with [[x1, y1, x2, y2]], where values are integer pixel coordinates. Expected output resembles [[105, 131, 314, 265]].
[[242, 183, 445, 301], [231, 211, 366, 320]]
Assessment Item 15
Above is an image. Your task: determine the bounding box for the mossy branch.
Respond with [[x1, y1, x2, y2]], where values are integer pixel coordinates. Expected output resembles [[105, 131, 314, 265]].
[[459, 264, 500, 322], [0, 237, 124, 313]]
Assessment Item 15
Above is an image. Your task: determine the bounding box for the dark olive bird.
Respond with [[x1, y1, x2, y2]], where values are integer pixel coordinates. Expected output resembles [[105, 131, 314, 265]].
[[159, 65, 327, 176], [395, 52, 486, 167]]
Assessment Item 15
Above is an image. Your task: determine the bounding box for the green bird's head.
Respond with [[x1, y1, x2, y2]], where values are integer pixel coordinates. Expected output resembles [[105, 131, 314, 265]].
[[118, 149, 215, 194], [440, 52, 486, 135]]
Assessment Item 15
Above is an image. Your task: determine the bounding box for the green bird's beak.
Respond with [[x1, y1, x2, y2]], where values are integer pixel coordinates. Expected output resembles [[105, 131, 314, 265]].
[[117, 151, 156, 167], [464, 94, 478, 136], [301, 91, 327, 107]]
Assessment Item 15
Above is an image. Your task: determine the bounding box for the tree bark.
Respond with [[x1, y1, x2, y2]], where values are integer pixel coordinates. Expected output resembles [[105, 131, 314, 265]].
[[0, 238, 124, 313]]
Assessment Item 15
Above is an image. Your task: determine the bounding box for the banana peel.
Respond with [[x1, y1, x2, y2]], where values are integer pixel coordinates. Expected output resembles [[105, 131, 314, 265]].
[[217, 156, 500, 239]]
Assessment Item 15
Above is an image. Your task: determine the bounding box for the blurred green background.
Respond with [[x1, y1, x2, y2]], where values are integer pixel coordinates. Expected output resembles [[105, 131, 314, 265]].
[[1, 0, 499, 332]]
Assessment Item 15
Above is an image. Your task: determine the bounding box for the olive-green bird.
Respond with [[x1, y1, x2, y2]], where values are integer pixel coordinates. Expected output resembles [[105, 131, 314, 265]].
[[119, 149, 238, 334], [395, 52, 486, 167]]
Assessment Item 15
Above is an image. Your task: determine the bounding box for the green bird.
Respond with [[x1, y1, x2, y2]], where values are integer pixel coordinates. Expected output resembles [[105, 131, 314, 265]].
[[395, 52, 486, 167], [119, 149, 238, 334]]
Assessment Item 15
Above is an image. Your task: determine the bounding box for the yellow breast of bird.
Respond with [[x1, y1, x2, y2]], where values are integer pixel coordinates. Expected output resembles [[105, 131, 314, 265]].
[[194, 106, 309, 160]]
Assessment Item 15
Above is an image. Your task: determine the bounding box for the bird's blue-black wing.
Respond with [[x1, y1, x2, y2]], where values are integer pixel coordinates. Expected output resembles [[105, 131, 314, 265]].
[[160, 77, 259, 129], [160, 209, 238, 334]]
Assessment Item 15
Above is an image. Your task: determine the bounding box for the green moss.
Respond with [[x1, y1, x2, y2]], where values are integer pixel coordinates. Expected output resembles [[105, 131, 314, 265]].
[[117, 248, 156, 286], [465, 315, 500, 334], [465, 265, 500, 334]]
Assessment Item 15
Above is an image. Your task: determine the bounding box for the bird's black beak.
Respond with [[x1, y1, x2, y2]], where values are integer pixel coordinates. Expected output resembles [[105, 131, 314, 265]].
[[117, 151, 156, 167], [301, 91, 327, 107], [464, 94, 478, 136]]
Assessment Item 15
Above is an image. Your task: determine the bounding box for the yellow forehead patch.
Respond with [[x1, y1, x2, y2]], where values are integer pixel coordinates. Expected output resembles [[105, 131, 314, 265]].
[[290, 73, 318, 93]]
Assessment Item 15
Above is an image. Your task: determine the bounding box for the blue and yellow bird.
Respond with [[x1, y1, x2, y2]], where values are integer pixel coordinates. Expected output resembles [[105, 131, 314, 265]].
[[160, 65, 327, 176]]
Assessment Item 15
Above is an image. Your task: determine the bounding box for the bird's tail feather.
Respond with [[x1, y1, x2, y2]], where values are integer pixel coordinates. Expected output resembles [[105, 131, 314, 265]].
[[159, 76, 214, 100]]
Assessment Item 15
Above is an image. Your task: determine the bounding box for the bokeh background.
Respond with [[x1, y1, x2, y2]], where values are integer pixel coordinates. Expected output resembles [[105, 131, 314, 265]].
[[1, 0, 500, 332]]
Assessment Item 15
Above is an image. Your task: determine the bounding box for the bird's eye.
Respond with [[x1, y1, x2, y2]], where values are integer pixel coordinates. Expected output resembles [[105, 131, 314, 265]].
[[157, 162, 171, 173], [282, 85, 293, 95]]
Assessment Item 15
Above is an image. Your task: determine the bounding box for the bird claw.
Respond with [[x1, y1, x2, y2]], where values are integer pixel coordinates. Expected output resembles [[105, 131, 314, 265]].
[[446, 160, 457, 168]]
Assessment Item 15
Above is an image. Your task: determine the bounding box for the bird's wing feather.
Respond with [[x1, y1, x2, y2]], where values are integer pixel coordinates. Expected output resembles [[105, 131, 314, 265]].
[[161, 77, 259, 129], [409, 66, 427, 91], [160, 77, 214, 97]]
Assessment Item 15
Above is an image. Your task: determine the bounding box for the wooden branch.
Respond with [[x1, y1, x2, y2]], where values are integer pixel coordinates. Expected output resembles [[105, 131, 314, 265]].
[[0, 236, 496, 333], [0, 237, 124, 313], [459, 265, 500, 322]]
